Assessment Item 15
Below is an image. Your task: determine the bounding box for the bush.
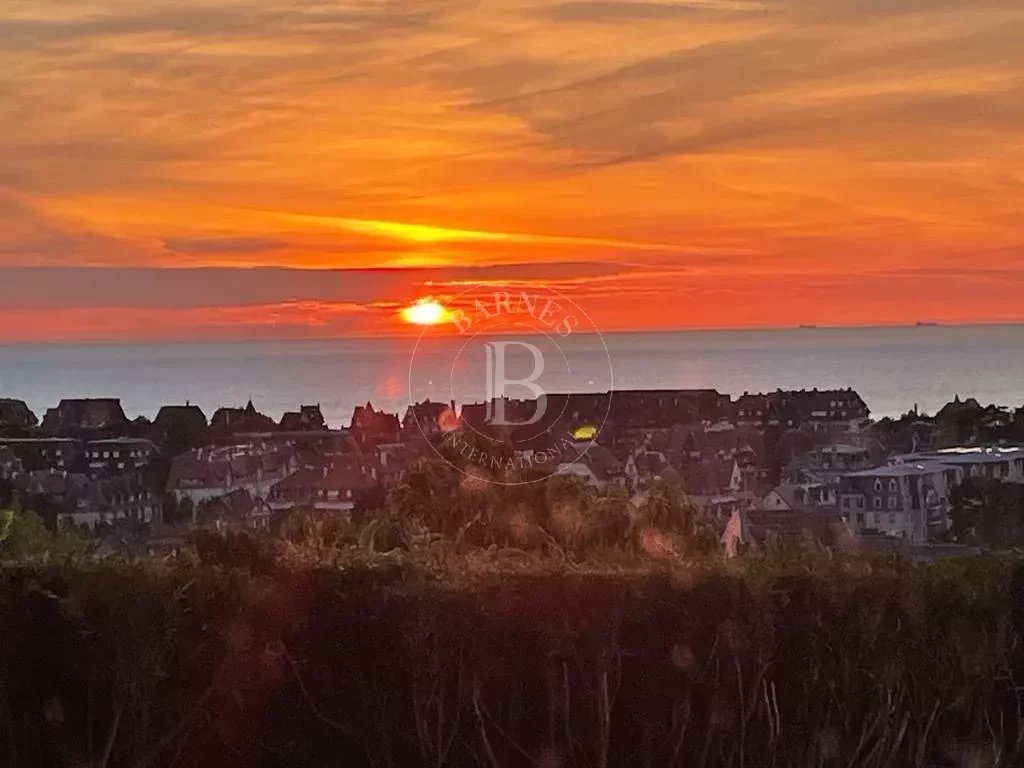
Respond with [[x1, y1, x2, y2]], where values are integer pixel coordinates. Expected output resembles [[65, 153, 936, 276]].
[[2, 552, 1024, 767]]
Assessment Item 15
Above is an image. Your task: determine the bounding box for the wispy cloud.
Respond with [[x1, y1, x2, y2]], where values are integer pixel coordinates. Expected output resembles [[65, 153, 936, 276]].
[[545, 1, 767, 22], [1, 0, 1023, 335], [271, 211, 683, 251]]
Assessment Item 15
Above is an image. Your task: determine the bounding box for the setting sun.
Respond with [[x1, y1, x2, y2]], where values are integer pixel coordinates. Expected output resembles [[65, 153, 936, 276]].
[[400, 299, 448, 326]]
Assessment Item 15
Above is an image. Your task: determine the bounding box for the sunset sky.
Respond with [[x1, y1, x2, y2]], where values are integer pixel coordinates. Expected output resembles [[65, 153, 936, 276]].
[[2, 0, 1023, 342]]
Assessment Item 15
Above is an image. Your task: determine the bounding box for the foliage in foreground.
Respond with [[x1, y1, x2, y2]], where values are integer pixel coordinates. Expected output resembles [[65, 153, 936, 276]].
[[3, 548, 1024, 768]]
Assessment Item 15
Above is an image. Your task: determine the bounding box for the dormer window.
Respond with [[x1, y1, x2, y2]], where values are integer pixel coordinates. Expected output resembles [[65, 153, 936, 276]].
[[873, 479, 882, 492]]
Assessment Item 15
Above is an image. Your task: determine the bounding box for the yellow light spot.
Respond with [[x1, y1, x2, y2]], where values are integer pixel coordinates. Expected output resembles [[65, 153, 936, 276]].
[[573, 424, 598, 441], [401, 299, 448, 325]]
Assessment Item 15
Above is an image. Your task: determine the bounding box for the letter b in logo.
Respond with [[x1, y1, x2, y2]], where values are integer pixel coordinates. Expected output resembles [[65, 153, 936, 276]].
[[484, 341, 546, 426]]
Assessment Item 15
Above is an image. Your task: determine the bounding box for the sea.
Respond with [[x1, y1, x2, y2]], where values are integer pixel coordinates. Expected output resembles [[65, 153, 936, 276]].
[[2, 324, 1023, 428]]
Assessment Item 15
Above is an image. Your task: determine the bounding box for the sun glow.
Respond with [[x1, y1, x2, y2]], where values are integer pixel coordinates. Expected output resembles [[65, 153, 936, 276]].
[[400, 299, 449, 326]]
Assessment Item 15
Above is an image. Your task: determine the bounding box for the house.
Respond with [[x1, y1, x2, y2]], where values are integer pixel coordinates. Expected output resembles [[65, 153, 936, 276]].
[[269, 457, 381, 514], [734, 389, 869, 430], [460, 397, 541, 431], [197, 488, 272, 531], [402, 399, 458, 438], [839, 463, 959, 543], [935, 395, 985, 423], [0, 399, 38, 430], [0, 437, 81, 471], [209, 400, 277, 438], [166, 443, 295, 504], [893, 446, 1024, 484], [60, 474, 161, 530], [350, 402, 401, 446], [153, 404, 208, 446], [459, 388, 731, 438], [608, 389, 731, 428], [759, 482, 836, 513], [84, 438, 155, 478], [376, 439, 430, 486], [41, 398, 129, 432], [785, 443, 874, 485], [279, 404, 326, 432]]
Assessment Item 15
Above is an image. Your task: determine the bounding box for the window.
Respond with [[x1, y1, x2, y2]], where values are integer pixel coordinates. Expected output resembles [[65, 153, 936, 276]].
[[888, 479, 898, 492], [843, 497, 851, 509], [856, 513, 864, 525], [873, 479, 883, 492], [888, 495, 898, 509], [873, 496, 882, 509], [889, 513, 896, 525]]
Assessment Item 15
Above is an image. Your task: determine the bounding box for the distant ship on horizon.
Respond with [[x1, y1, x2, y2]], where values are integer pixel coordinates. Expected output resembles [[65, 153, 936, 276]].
[[915, 321, 940, 327], [798, 323, 819, 329]]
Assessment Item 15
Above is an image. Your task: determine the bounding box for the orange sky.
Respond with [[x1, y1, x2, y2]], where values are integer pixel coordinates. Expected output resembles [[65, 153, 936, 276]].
[[2, 0, 1023, 341]]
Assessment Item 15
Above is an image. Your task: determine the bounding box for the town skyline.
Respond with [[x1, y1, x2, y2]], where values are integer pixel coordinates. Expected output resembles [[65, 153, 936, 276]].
[[3, 0, 1024, 341]]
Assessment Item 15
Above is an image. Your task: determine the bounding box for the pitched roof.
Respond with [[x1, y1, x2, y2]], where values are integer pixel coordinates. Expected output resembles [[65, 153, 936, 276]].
[[0, 399, 38, 428], [280, 404, 326, 431], [210, 404, 276, 434], [41, 398, 128, 431], [154, 404, 208, 431], [735, 389, 869, 422]]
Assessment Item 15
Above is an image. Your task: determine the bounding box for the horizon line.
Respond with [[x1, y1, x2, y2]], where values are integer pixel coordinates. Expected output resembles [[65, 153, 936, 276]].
[[3, 319, 1024, 348]]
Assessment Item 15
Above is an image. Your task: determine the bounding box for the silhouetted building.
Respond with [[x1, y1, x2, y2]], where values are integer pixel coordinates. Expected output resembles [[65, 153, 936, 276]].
[[0, 399, 38, 430], [153, 404, 208, 446], [609, 389, 731, 427], [209, 400, 276, 437], [402, 399, 457, 437], [935, 395, 984, 423], [350, 402, 401, 446], [734, 388, 869, 429], [279, 404, 326, 431], [41, 398, 128, 432]]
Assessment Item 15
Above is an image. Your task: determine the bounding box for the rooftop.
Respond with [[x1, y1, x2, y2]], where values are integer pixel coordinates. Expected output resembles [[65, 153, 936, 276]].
[[844, 462, 953, 478], [892, 446, 1024, 465]]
